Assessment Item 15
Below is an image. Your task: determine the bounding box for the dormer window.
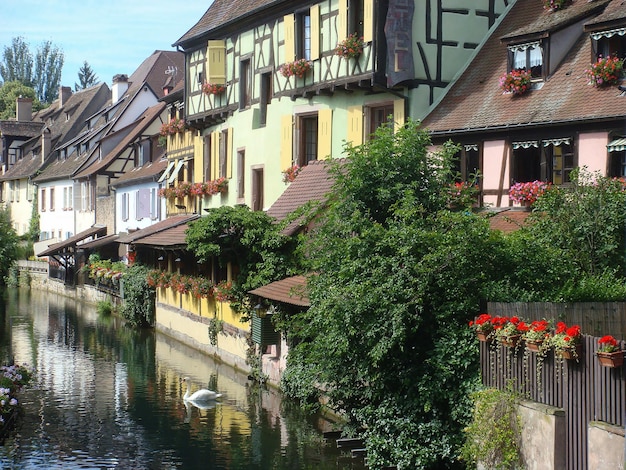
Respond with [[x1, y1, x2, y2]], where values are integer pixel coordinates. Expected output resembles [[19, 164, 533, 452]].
[[591, 28, 626, 61], [508, 41, 543, 79]]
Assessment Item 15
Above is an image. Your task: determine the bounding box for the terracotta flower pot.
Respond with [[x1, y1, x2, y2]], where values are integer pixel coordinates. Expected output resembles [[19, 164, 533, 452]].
[[500, 335, 521, 348], [556, 343, 582, 361], [476, 331, 491, 342], [525, 340, 543, 353], [597, 350, 624, 368]]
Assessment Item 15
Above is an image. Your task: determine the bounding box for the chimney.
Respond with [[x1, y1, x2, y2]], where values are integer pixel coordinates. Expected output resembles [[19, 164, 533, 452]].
[[112, 74, 129, 104], [16, 96, 32, 121], [59, 86, 72, 108], [41, 128, 51, 163]]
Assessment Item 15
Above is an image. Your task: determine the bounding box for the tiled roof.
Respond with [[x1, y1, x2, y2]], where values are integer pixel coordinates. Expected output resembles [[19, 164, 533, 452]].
[[37, 225, 107, 257], [131, 223, 190, 248], [127, 50, 184, 101], [111, 157, 168, 187], [421, 0, 625, 135], [117, 214, 199, 244], [0, 120, 44, 138], [174, 0, 283, 46], [249, 275, 310, 307], [266, 159, 339, 236], [486, 209, 531, 233], [74, 102, 166, 179], [584, 0, 626, 29]]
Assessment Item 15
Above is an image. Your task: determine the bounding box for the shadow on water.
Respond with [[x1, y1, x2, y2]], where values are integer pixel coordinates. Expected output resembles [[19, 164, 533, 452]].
[[0, 288, 364, 469]]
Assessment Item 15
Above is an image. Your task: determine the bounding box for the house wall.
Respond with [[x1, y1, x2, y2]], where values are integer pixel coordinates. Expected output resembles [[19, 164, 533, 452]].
[[578, 131, 609, 174], [96, 194, 115, 236], [116, 182, 162, 234], [6, 177, 35, 236], [38, 179, 75, 242], [482, 140, 510, 207], [587, 421, 625, 470], [111, 88, 158, 131]]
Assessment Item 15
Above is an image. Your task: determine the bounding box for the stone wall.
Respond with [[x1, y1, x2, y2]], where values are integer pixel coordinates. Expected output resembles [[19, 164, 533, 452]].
[[588, 421, 625, 470], [517, 401, 565, 469]]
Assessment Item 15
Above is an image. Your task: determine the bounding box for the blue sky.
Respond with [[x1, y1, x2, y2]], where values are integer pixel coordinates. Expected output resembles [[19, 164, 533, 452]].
[[0, 1, 211, 87]]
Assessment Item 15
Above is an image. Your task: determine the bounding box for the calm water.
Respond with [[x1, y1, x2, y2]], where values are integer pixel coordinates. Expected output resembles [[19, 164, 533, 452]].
[[0, 288, 362, 469]]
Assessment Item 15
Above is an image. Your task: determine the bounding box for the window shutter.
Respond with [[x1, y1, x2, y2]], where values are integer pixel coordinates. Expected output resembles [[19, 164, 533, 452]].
[[393, 99, 405, 132], [212, 131, 220, 179], [337, 0, 348, 39], [318, 108, 332, 160], [194, 135, 203, 183], [226, 127, 233, 179], [310, 5, 320, 60], [137, 188, 150, 219], [280, 115, 293, 170], [284, 14, 296, 62], [347, 105, 363, 146], [363, 0, 374, 43], [206, 40, 226, 84]]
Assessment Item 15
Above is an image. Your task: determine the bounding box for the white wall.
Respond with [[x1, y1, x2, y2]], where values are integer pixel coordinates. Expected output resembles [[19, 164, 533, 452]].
[[115, 181, 164, 234], [38, 179, 75, 242]]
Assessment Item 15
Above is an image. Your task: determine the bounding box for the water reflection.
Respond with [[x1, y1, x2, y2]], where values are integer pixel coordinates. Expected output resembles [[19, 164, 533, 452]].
[[0, 288, 361, 469]]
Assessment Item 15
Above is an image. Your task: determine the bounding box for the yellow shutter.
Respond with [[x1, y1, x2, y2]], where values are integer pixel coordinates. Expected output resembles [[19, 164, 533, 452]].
[[206, 40, 226, 84], [280, 115, 293, 170], [226, 127, 233, 179], [318, 108, 332, 160], [363, 0, 374, 43], [310, 5, 320, 61], [284, 14, 295, 62], [393, 99, 405, 133], [194, 135, 203, 183], [212, 131, 220, 179], [337, 0, 347, 39], [347, 105, 363, 146]]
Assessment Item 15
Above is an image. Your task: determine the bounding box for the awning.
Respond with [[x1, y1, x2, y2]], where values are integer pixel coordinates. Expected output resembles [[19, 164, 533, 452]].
[[543, 138, 571, 147], [607, 138, 626, 152], [591, 28, 626, 41], [37, 225, 107, 257], [512, 141, 538, 150], [507, 41, 541, 52], [249, 275, 310, 307], [167, 160, 185, 184], [157, 160, 175, 183]]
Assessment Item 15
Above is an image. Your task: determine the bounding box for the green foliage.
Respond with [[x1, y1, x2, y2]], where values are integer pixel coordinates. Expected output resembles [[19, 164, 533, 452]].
[[0, 37, 33, 85], [185, 205, 305, 317], [0, 80, 42, 119], [208, 317, 223, 345], [282, 119, 497, 468], [461, 388, 522, 469], [74, 60, 99, 91], [27, 190, 40, 243], [96, 300, 113, 317], [0, 207, 18, 285], [119, 264, 154, 328]]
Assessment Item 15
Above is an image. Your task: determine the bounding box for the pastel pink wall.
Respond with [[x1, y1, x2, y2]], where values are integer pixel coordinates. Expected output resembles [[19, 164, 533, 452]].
[[483, 140, 509, 207], [578, 131, 608, 174]]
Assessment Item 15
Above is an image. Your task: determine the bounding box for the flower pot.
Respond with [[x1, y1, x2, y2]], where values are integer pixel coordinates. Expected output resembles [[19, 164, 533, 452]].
[[525, 340, 543, 353], [500, 335, 521, 348], [597, 350, 624, 368], [556, 343, 582, 361], [476, 331, 491, 342]]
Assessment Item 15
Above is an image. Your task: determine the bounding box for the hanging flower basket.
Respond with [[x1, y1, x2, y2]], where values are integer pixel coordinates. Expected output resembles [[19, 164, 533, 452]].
[[597, 335, 624, 368], [585, 55, 624, 87], [558, 343, 582, 361], [335, 33, 364, 59], [499, 69, 532, 96], [279, 59, 312, 78], [202, 83, 225, 95]]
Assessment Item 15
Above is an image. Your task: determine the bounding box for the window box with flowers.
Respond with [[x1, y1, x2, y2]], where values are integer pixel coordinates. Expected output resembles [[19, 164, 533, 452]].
[[159, 178, 228, 200], [523, 319, 551, 353], [335, 33, 364, 60], [493, 316, 528, 348], [499, 69, 532, 96], [586, 55, 624, 87], [509, 180, 551, 206], [160, 118, 186, 136], [549, 321, 582, 361], [202, 83, 225, 95], [596, 335, 624, 368], [282, 164, 301, 183], [543, 0, 569, 12], [469, 313, 494, 342], [279, 59, 312, 78]]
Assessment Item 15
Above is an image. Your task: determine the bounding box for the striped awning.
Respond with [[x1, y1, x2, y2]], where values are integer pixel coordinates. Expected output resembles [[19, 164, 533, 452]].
[[591, 27, 626, 40], [607, 138, 626, 152], [512, 140, 538, 149]]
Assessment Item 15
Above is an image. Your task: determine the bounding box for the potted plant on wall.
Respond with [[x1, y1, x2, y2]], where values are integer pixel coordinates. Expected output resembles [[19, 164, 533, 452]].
[[469, 313, 494, 342], [550, 322, 582, 361], [509, 180, 551, 206], [596, 335, 624, 368], [493, 316, 528, 348], [335, 33, 364, 60], [279, 59, 312, 78], [523, 319, 551, 353], [585, 55, 624, 87], [499, 69, 532, 96]]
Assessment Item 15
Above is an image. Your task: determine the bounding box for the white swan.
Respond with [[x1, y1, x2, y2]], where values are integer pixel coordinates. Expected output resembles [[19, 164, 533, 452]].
[[182, 376, 222, 402]]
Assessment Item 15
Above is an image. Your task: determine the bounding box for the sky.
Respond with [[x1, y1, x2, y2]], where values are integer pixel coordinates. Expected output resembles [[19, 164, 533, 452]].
[[0, 1, 212, 88]]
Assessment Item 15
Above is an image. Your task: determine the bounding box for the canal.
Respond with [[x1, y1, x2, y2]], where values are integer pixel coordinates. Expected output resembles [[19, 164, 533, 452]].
[[0, 288, 364, 469]]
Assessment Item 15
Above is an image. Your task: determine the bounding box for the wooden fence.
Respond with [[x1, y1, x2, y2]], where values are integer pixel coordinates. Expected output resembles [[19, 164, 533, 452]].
[[480, 334, 625, 470]]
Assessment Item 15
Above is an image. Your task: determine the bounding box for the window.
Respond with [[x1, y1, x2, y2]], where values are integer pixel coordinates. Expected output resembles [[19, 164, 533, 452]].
[[511, 139, 575, 186], [237, 149, 245, 200], [15, 180, 19, 202], [135, 139, 151, 167], [121, 192, 129, 222], [592, 29, 626, 60], [219, 130, 229, 178], [252, 167, 264, 211], [204, 135, 212, 181], [297, 115, 318, 167], [136, 189, 151, 220], [240, 59, 251, 109], [63, 186, 73, 210], [259, 72, 272, 126], [608, 137, 626, 177], [508, 42, 543, 78], [348, 0, 364, 38], [27, 181, 34, 201], [296, 10, 312, 60], [40, 188, 46, 211], [49, 187, 55, 211], [367, 103, 394, 139], [80, 181, 94, 211], [454, 145, 481, 183]]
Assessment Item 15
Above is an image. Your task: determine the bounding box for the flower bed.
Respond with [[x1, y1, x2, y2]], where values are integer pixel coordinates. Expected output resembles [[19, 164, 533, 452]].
[[499, 69, 532, 95], [586, 55, 624, 87]]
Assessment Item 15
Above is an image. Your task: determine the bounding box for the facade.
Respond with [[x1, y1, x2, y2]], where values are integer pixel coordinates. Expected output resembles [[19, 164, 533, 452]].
[[421, 0, 626, 208]]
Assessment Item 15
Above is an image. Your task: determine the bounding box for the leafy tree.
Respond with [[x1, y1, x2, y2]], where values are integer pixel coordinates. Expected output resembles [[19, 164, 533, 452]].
[[33, 40, 64, 104], [281, 120, 502, 468], [75, 60, 99, 91], [185, 205, 305, 316], [119, 264, 154, 328], [0, 207, 19, 284], [0, 80, 42, 119], [0, 37, 63, 104], [0, 37, 33, 86], [27, 191, 40, 243]]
